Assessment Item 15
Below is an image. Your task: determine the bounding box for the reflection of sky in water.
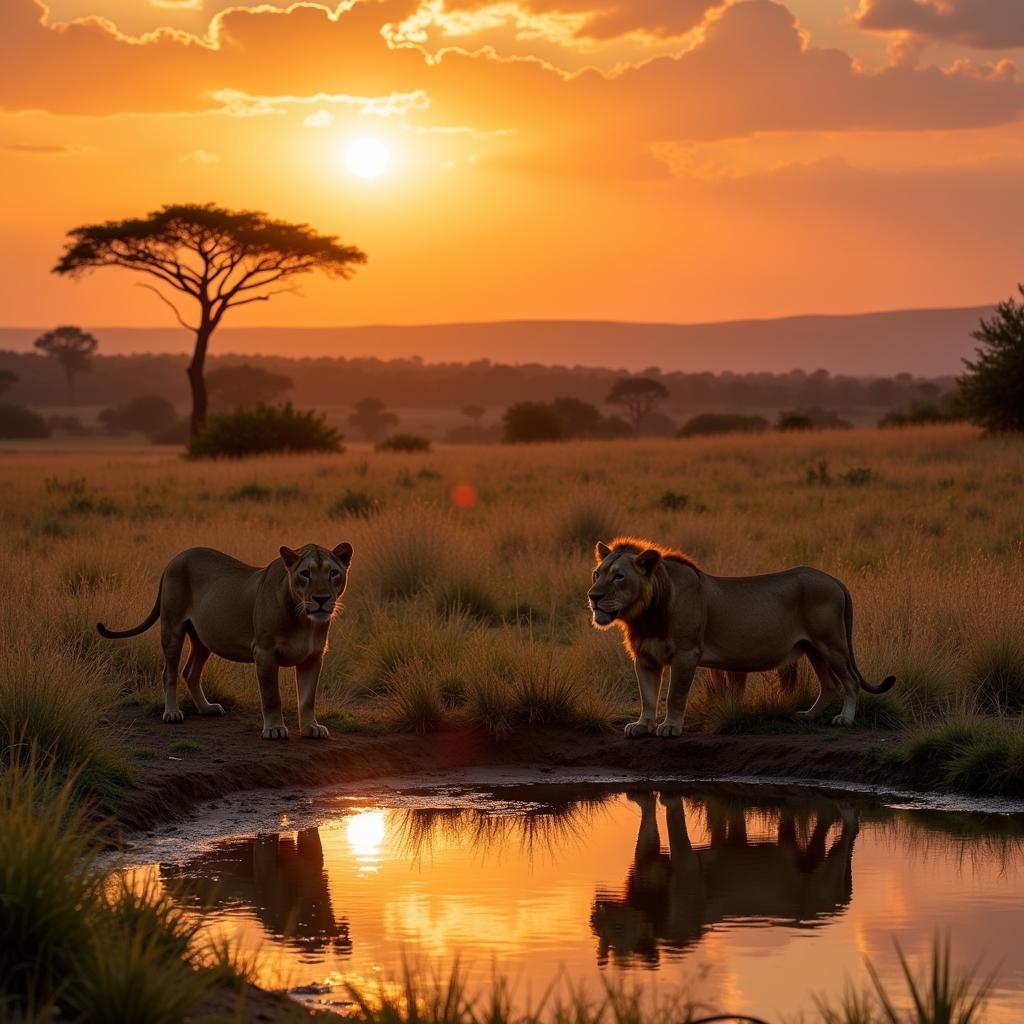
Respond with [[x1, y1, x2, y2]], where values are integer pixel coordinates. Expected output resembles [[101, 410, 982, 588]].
[[130, 788, 1024, 1020]]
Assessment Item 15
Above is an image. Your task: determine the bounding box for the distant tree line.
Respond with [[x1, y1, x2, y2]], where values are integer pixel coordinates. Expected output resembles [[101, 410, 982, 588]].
[[0, 349, 959, 418]]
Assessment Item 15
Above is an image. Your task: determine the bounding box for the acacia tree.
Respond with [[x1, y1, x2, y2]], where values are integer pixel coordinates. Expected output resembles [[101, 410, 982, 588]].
[[53, 204, 366, 434], [34, 326, 98, 399], [959, 285, 1024, 433], [348, 397, 398, 441], [605, 376, 670, 432]]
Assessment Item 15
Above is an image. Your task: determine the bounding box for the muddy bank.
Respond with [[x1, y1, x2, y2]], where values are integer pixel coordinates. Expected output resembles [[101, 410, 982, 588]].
[[105, 703, 943, 834]]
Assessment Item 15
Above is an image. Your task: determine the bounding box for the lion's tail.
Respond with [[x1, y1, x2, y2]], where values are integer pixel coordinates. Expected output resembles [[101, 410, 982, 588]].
[[97, 579, 162, 640], [842, 582, 896, 695]]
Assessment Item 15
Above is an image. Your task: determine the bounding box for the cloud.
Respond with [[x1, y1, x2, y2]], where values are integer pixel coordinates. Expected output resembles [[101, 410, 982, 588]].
[[422, 0, 723, 43], [857, 0, 1024, 50], [2, 0, 1024, 177], [3, 141, 78, 153], [210, 88, 431, 118], [303, 108, 335, 127], [178, 147, 219, 163]]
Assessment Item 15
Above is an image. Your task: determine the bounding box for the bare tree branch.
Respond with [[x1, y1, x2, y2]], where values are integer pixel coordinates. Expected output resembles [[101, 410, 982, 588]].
[[135, 283, 197, 331]]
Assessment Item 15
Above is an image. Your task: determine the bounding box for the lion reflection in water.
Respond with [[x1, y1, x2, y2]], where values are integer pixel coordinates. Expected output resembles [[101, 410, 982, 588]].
[[591, 793, 858, 965], [161, 828, 351, 956]]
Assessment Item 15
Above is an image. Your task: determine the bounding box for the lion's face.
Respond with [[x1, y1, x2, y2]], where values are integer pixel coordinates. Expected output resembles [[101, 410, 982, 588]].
[[588, 542, 661, 628], [280, 542, 353, 623]]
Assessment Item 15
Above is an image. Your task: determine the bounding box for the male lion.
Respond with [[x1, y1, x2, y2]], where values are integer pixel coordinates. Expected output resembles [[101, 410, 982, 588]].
[[97, 543, 353, 740], [588, 537, 894, 737]]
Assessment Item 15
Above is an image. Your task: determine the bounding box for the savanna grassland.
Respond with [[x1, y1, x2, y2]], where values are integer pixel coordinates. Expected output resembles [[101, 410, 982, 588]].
[[3, 423, 1024, 807]]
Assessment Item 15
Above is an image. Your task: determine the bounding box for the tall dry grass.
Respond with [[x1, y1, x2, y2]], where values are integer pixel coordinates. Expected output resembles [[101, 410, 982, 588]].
[[2, 425, 1023, 794]]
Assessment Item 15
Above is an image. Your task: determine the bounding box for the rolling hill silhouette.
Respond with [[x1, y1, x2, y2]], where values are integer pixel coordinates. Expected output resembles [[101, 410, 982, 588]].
[[0, 305, 988, 376]]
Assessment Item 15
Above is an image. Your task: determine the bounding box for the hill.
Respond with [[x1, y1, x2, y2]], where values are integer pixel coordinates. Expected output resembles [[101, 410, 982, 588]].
[[0, 305, 989, 376]]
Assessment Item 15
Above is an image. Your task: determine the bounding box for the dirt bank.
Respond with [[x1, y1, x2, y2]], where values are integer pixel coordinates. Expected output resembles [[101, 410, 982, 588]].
[[107, 703, 934, 834]]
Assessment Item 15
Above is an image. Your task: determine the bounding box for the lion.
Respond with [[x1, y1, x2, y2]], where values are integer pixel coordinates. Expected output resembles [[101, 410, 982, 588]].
[[588, 536, 895, 737], [97, 542, 353, 740]]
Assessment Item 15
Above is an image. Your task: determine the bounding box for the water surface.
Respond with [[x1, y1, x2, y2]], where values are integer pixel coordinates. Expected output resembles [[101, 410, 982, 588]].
[[123, 781, 1024, 1020]]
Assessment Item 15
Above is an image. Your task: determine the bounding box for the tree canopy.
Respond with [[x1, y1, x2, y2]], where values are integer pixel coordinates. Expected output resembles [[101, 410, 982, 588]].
[[348, 397, 399, 441], [605, 376, 669, 431], [959, 286, 1024, 433], [53, 203, 365, 434], [33, 326, 98, 398]]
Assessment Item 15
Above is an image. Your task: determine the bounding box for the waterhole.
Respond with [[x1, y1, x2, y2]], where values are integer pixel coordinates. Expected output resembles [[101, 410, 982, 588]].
[[118, 779, 1024, 1020]]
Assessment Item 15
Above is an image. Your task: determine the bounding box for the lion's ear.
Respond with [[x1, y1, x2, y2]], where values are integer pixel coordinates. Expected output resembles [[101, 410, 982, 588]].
[[333, 542, 354, 567], [596, 541, 612, 561], [634, 548, 661, 575], [279, 546, 300, 568]]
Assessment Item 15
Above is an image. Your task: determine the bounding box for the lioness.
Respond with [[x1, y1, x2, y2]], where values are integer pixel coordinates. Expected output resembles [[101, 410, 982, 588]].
[[588, 537, 894, 737], [97, 543, 353, 740]]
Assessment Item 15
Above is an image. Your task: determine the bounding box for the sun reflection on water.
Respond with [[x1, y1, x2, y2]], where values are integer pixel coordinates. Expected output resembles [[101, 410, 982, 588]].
[[346, 809, 387, 873]]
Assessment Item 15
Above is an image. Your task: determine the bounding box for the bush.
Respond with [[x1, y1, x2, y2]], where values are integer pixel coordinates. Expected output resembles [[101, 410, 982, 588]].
[[0, 403, 50, 439], [779, 408, 851, 431], [98, 396, 177, 440], [659, 489, 690, 510], [678, 413, 768, 437], [329, 489, 381, 518], [879, 396, 964, 428], [377, 433, 432, 453], [187, 402, 343, 458], [778, 411, 814, 431], [502, 401, 564, 443]]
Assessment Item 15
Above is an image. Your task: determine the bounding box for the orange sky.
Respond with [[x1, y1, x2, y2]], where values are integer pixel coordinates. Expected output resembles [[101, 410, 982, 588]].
[[2, 0, 1024, 332]]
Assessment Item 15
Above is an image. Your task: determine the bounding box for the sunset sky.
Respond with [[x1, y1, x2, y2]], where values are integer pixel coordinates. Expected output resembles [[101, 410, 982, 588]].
[[2, 0, 1024, 332]]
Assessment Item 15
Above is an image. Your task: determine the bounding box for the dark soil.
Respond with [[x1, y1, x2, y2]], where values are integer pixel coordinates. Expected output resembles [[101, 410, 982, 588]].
[[107, 701, 924, 836]]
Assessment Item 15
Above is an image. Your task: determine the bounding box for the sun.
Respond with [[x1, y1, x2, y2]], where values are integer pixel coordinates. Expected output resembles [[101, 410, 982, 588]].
[[344, 136, 390, 179]]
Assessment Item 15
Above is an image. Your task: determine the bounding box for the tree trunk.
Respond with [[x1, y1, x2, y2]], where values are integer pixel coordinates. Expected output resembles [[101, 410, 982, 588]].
[[187, 324, 212, 436]]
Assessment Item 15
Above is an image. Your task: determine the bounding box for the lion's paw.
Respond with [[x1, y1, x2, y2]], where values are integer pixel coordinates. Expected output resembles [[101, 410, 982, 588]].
[[163, 709, 184, 724], [623, 720, 655, 738], [656, 721, 684, 738], [794, 710, 815, 722], [301, 723, 330, 740], [200, 703, 225, 717], [262, 724, 289, 741], [831, 714, 853, 727]]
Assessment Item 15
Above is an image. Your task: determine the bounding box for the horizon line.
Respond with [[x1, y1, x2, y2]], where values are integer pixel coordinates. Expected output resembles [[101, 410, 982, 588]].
[[0, 300, 997, 334]]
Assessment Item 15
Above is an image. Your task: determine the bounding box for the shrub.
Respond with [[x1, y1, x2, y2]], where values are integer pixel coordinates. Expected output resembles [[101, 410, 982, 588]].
[[226, 482, 273, 502], [329, 488, 381, 518], [187, 402, 343, 458], [677, 412, 768, 437], [839, 466, 875, 486], [503, 401, 564, 443], [98, 395, 177, 440], [780, 408, 851, 430], [805, 460, 832, 485], [879, 397, 964, 428], [377, 433, 432, 453], [778, 411, 814, 431], [659, 489, 689, 510], [0, 403, 50, 439]]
